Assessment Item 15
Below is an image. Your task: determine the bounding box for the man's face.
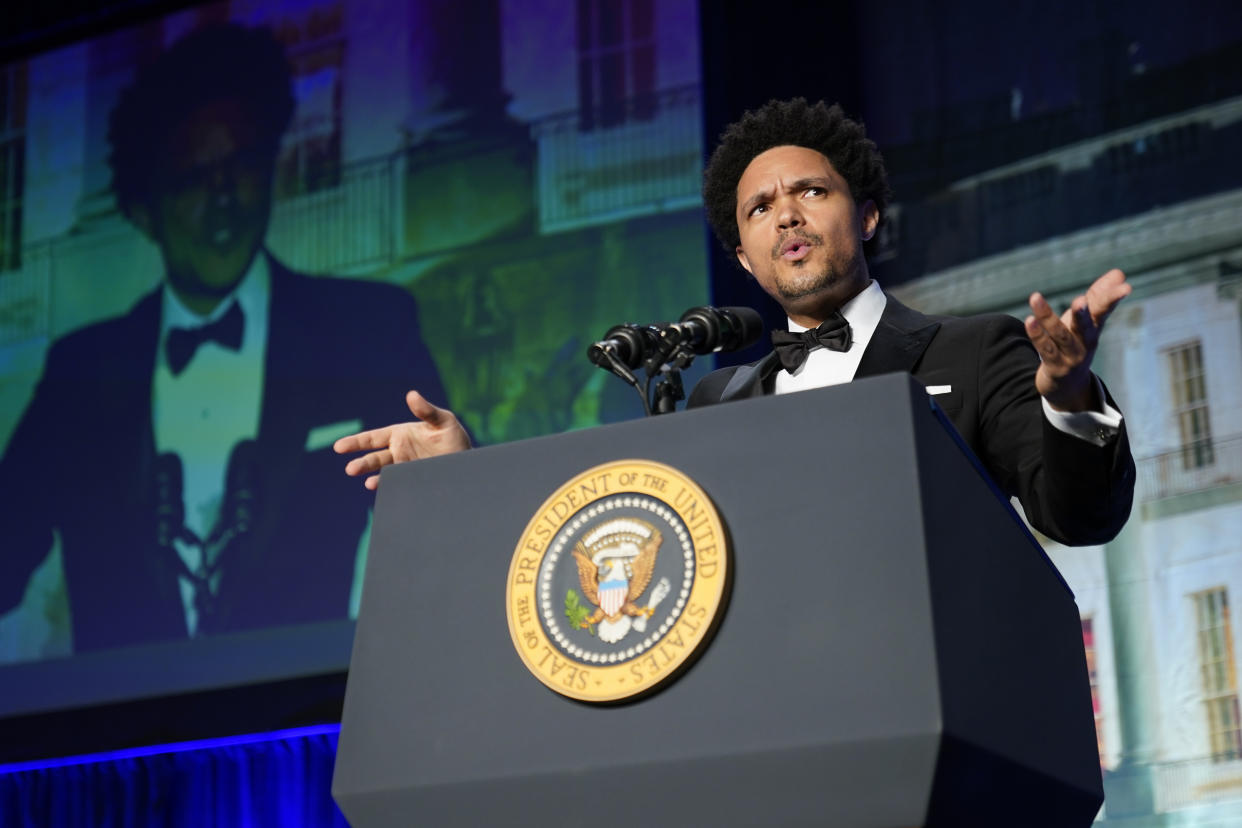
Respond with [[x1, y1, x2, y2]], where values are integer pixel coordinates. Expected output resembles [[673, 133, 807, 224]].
[[133, 98, 276, 314], [734, 145, 878, 327]]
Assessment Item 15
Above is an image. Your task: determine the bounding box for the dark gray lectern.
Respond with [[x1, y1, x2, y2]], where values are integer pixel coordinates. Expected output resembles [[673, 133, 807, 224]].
[[333, 373, 1102, 827]]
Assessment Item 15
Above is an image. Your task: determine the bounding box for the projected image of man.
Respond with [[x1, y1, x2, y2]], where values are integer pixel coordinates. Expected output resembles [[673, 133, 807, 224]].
[[0, 24, 448, 651]]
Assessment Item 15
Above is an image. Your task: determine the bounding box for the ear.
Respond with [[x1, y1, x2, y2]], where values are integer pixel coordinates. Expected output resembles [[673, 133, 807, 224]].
[[859, 199, 879, 241], [735, 246, 754, 276]]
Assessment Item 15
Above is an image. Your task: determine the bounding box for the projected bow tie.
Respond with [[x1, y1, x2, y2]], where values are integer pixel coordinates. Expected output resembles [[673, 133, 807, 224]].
[[166, 301, 244, 375], [770, 312, 853, 373]]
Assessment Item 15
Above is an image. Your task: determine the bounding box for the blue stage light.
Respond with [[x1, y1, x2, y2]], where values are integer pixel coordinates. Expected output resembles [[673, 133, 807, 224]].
[[0, 723, 341, 775]]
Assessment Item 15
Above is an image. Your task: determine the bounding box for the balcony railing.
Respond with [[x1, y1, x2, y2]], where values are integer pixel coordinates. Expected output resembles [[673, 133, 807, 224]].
[[0, 90, 709, 344], [1151, 754, 1242, 812], [266, 153, 398, 276], [531, 84, 703, 233], [0, 245, 49, 346], [0, 152, 403, 348], [1136, 433, 1242, 502]]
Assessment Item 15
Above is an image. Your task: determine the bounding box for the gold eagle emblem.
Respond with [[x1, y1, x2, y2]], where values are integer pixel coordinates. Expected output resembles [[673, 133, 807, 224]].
[[569, 518, 665, 644]]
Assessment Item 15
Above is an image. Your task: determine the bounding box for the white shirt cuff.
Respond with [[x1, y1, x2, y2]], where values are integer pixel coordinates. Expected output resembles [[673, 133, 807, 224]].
[[1041, 378, 1122, 447]]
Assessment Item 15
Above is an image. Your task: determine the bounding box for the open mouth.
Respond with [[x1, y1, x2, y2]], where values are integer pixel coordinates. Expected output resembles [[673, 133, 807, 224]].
[[780, 239, 813, 261]]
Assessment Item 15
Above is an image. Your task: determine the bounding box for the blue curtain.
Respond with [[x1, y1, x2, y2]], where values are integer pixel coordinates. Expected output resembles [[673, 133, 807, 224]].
[[0, 726, 349, 827]]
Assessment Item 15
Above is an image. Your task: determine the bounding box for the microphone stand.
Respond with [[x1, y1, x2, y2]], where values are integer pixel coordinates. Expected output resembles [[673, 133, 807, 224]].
[[645, 326, 693, 415], [588, 322, 690, 414], [594, 324, 695, 417], [650, 358, 689, 415]]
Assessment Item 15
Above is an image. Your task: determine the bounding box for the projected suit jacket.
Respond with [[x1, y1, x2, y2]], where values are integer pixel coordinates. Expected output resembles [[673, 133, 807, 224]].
[[686, 294, 1135, 547], [0, 258, 446, 652]]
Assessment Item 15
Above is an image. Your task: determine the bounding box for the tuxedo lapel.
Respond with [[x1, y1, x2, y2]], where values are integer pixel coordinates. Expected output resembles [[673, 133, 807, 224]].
[[250, 258, 311, 536], [111, 289, 163, 535], [122, 290, 162, 469], [855, 294, 941, 379], [94, 288, 187, 640], [256, 257, 301, 453], [720, 352, 782, 401]]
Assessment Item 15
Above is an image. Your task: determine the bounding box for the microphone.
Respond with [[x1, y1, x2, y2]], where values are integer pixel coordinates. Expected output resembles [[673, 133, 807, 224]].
[[219, 439, 258, 538], [196, 439, 258, 633], [154, 452, 186, 549], [587, 306, 763, 368], [587, 322, 662, 370], [665, 305, 764, 355]]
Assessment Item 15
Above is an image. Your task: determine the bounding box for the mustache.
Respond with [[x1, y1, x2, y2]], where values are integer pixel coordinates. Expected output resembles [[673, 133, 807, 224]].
[[771, 230, 824, 259]]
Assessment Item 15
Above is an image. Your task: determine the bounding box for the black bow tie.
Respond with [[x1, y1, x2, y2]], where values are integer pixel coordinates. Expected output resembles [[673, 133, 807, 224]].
[[166, 301, 244, 375], [770, 312, 853, 373]]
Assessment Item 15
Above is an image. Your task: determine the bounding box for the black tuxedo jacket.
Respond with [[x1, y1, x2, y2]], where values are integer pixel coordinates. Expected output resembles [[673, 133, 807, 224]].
[[0, 257, 446, 651], [687, 294, 1135, 546]]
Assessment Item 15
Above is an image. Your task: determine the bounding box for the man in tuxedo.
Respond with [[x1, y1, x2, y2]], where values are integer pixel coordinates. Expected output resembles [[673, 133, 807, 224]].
[[0, 24, 448, 651], [686, 98, 1133, 545], [337, 98, 1133, 546]]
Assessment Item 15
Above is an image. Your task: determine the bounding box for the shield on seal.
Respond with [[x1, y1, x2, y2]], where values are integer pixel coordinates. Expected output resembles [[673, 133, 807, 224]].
[[598, 577, 628, 617]]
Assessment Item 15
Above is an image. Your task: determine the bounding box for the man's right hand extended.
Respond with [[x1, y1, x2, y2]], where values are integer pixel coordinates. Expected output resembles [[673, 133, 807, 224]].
[[334, 390, 471, 490]]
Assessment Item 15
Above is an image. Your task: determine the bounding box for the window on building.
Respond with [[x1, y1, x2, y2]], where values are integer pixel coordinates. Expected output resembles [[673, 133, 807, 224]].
[[576, 0, 656, 130], [1082, 616, 1105, 764], [0, 62, 27, 272], [273, 5, 344, 199], [1194, 588, 1242, 761], [1167, 340, 1214, 470]]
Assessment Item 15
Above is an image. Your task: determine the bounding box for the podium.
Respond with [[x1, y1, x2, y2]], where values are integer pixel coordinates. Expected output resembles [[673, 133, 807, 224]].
[[333, 373, 1103, 827]]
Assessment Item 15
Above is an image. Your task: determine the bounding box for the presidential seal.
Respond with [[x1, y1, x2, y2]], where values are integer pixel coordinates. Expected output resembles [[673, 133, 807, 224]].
[[506, 459, 729, 703]]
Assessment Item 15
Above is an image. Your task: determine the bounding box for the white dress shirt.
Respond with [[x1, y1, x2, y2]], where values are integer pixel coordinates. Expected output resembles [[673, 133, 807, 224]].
[[153, 255, 270, 635], [774, 279, 888, 395]]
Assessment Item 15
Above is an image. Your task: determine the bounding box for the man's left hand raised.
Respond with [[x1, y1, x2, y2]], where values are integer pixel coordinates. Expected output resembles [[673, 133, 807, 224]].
[[1025, 268, 1131, 413]]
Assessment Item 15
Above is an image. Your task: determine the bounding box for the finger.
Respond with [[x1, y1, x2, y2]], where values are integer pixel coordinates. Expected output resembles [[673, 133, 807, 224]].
[[1028, 292, 1059, 325], [1086, 268, 1131, 325], [345, 449, 394, 476], [334, 425, 395, 454], [1087, 275, 1129, 318], [1025, 313, 1084, 368], [365, 474, 380, 491], [406, 390, 449, 427], [1066, 295, 1098, 346], [1024, 314, 1058, 361], [1063, 294, 1092, 340], [1029, 292, 1079, 355]]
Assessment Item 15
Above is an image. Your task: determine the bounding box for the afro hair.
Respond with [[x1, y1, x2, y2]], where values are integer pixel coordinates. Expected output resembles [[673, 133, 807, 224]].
[[108, 23, 295, 218], [702, 98, 890, 254]]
